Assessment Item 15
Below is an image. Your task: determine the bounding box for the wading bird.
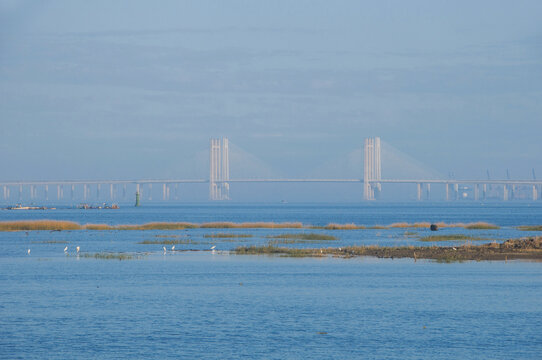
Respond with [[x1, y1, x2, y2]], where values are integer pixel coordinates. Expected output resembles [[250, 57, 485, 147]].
[[163, 246, 167, 254], [171, 245, 175, 251], [27, 249, 31, 255], [210, 245, 216, 250], [64, 246, 68, 253], [76, 246, 80, 253]]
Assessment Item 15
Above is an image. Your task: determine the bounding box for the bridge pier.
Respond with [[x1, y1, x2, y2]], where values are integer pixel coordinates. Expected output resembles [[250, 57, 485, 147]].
[[483, 184, 487, 200], [163, 183, 167, 201], [110, 184, 114, 200], [97, 184, 101, 199], [474, 184, 479, 201], [417, 183, 422, 201], [148, 184, 152, 200], [503, 185, 509, 201], [3, 185, 7, 200], [426, 183, 431, 200], [123, 184, 127, 199], [533, 185, 539, 201], [45, 185, 48, 201]]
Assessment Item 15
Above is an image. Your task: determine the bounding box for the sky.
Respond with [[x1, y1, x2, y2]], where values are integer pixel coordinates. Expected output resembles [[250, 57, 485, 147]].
[[1, 0, 541, 201]]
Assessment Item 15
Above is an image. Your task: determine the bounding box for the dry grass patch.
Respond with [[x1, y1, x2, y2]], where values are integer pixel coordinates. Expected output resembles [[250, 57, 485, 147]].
[[84, 224, 114, 230], [0, 220, 81, 231], [389, 222, 431, 228]]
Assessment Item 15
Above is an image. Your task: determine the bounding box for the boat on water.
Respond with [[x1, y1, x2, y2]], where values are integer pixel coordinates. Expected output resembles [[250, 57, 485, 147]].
[[6, 204, 55, 210]]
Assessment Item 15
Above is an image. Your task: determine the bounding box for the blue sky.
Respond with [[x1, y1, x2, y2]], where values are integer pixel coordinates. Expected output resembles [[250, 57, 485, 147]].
[[1, 0, 541, 193]]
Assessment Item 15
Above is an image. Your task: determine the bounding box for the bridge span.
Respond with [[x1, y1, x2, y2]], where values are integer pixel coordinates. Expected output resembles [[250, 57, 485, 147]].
[[1, 137, 540, 202]]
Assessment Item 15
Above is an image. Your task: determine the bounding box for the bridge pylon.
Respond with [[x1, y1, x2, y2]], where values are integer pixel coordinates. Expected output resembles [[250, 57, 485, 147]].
[[209, 137, 230, 200], [364, 137, 381, 200]]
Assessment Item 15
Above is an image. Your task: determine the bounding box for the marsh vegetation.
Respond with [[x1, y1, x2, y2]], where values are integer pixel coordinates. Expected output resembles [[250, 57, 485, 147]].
[[203, 233, 253, 238], [419, 234, 488, 242], [517, 225, 542, 231], [234, 237, 542, 261], [0, 220, 501, 232], [80, 252, 136, 260]]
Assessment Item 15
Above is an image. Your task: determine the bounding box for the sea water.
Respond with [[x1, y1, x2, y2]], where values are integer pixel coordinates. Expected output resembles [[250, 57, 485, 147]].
[[1, 203, 541, 359]]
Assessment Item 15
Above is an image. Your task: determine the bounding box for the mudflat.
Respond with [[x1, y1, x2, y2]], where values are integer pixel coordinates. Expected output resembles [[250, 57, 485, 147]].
[[235, 237, 542, 262]]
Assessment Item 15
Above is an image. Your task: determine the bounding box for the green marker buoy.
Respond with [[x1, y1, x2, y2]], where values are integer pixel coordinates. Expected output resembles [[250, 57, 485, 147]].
[[135, 191, 140, 207]]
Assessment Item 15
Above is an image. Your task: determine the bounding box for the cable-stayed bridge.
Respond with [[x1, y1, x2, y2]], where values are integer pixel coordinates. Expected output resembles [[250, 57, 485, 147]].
[[1, 137, 541, 202]]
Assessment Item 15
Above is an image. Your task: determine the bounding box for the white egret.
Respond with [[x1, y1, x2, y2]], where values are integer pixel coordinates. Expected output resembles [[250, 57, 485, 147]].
[[64, 246, 68, 253], [210, 245, 216, 250], [171, 245, 175, 251], [163, 246, 167, 254], [27, 249, 31, 255], [76, 246, 80, 253]]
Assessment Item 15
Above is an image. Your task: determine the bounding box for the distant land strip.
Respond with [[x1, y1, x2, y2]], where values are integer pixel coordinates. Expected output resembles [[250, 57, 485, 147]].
[[0, 220, 540, 231]]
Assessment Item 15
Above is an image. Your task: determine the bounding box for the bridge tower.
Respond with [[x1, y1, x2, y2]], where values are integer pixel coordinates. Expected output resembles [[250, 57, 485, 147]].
[[209, 137, 230, 200], [363, 137, 381, 200]]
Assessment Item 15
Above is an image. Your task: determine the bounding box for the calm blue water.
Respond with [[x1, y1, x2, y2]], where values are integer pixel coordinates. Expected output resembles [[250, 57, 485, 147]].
[[1, 203, 541, 359]]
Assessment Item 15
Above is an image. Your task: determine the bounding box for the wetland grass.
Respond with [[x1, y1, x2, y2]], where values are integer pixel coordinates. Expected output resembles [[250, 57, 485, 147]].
[[203, 233, 254, 238], [384, 221, 499, 229], [84, 224, 114, 230], [81, 252, 135, 260], [517, 225, 542, 231], [200, 222, 303, 229], [322, 223, 365, 230], [0, 220, 81, 231], [462, 222, 500, 230], [139, 239, 197, 245], [234, 237, 542, 261], [0, 220, 500, 231], [116, 222, 197, 230], [419, 234, 487, 242], [389, 222, 431, 228], [266, 233, 337, 241]]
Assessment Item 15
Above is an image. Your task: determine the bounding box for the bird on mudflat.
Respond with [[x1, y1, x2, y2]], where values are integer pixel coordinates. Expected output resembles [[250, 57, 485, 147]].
[[171, 245, 175, 251], [163, 246, 167, 254], [64, 246, 68, 253], [210, 245, 216, 251], [76, 246, 80, 253]]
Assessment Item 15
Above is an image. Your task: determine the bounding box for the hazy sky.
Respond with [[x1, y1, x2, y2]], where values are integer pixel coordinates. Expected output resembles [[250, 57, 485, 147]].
[[1, 0, 541, 187]]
